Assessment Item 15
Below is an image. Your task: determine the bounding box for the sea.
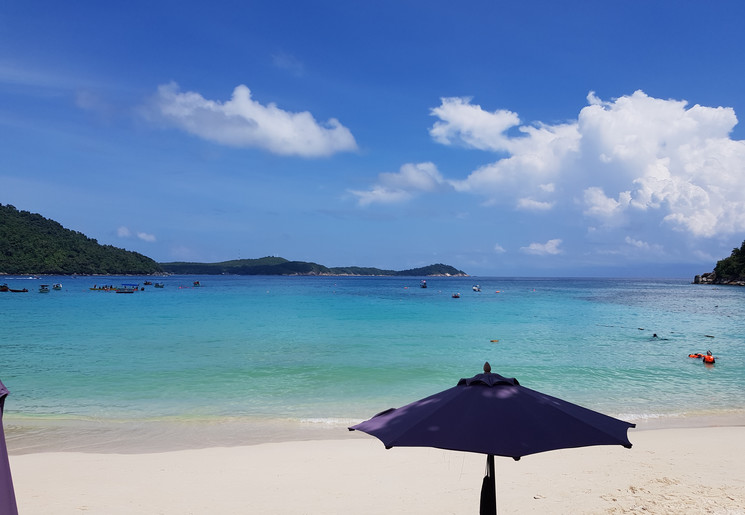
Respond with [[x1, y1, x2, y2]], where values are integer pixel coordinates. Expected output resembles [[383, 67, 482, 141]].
[[2, 275, 744, 454]]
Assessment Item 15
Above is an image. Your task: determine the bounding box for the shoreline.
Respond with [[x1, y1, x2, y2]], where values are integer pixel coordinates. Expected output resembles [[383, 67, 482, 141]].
[[6, 409, 745, 456], [9, 425, 745, 514]]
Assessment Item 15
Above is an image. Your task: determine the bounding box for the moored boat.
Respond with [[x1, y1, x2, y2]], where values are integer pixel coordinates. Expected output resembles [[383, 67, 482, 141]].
[[0, 283, 8, 292], [115, 283, 140, 293], [52, 283, 62, 290], [39, 284, 50, 293]]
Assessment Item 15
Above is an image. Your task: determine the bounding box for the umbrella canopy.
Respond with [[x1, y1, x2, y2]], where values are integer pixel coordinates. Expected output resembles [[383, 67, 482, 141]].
[[350, 368, 634, 460], [0, 379, 18, 515], [349, 364, 634, 513]]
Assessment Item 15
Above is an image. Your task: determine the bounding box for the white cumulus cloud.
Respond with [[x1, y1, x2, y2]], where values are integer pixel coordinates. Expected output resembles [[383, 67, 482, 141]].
[[429, 96, 521, 151], [446, 116, 581, 198], [521, 239, 563, 255], [517, 198, 554, 211], [350, 162, 447, 206], [623, 236, 664, 255], [148, 82, 357, 157], [582, 187, 631, 221], [578, 91, 745, 237], [118, 226, 155, 243]]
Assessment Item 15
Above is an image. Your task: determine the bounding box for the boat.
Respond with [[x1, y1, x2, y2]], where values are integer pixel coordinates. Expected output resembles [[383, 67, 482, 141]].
[[115, 283, 140, 293], [143, 281, 153, 285], [39, 284, 50, 293], [420, 280, 427, 288], [154, 282, 165, 288], [0, 283, 8, 292], [472, 285, 481, 292], [52, 283, 62, 290], [8, 288, 28, 293], [452, 293, 461, 298], [193, 281, 201, 287]]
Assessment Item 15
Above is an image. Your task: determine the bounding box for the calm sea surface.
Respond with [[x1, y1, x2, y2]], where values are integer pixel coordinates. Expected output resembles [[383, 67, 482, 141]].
[[2, 275, 744, 452]]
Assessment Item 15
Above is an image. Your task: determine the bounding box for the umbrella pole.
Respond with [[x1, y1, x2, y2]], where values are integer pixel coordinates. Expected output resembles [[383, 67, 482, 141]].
[[479, 453, 497, 515]]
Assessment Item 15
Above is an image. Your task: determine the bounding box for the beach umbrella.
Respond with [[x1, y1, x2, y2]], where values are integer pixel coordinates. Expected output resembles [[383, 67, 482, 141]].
[[349, 363, 635, 514], [0, 379, 18, 515]]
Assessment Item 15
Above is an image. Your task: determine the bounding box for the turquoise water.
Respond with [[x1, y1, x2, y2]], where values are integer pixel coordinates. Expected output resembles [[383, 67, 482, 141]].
[[2, 275, 744, 450]]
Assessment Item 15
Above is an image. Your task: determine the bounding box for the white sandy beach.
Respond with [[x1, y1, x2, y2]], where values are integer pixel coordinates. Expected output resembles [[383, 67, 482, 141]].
[[8, 425, 745, 514]]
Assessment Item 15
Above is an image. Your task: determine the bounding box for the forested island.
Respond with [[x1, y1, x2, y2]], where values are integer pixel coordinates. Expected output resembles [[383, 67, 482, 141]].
[[159, 257, 466, 276], [0, 204, 466, 277], [0, 204, 161, 275], [694, 240, 745, 286]]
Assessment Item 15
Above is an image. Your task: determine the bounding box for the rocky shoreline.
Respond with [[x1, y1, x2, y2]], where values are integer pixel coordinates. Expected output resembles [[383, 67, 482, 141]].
[[693, 272, 745, 286]]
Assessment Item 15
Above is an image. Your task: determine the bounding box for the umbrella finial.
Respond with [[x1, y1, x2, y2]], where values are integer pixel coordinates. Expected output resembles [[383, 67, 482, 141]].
[[483, 362, 491, 373]]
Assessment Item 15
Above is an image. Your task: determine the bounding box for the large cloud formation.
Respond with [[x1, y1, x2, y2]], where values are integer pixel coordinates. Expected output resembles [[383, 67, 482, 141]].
[[357, 91, 745, 243], [149, 82, 357, 157], [437, 91, 745, 238]]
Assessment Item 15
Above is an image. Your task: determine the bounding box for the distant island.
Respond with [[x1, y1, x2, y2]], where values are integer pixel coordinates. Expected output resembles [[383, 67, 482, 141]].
[[0, 203, 467, 277], [694, 240, 745, 286], [159, 257, 467, 277]]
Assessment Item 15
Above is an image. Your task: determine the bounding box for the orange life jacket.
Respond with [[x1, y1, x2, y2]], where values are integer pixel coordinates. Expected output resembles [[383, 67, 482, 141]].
[[703, 354, 715, 363]]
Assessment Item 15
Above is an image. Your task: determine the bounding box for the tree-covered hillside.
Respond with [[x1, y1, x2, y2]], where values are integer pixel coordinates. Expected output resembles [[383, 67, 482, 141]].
[[160, 258, 467, 276], [0, 204, 162, 275], [713, 240, 745, 283], [0, 203, 468, 277]]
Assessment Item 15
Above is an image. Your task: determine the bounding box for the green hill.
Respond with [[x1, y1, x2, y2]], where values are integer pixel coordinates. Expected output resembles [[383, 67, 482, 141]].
[[0, 204, 162, 275], [1, 203, 468, 277], [714, 240, 745, 282], [159, 258, 467, 276], [694, 240, 745, 285]]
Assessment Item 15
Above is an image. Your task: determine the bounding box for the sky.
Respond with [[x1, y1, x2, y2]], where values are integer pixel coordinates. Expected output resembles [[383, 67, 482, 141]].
[[2, 1, 745, 277]]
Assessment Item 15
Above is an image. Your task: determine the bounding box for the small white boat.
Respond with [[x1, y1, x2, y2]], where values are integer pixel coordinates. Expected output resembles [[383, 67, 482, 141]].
[[52, 283, 62, 290], [472, 285, 481, 292], [39, 284, 50, 293]]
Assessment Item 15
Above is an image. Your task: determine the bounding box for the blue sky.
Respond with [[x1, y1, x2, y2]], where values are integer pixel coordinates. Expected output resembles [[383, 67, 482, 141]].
[[2, 1, 745, 277]]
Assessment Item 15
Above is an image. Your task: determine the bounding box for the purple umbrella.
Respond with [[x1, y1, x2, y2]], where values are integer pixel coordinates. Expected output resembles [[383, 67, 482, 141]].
[[349, 363, 635, 514], [0, 379, 18, 515]]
